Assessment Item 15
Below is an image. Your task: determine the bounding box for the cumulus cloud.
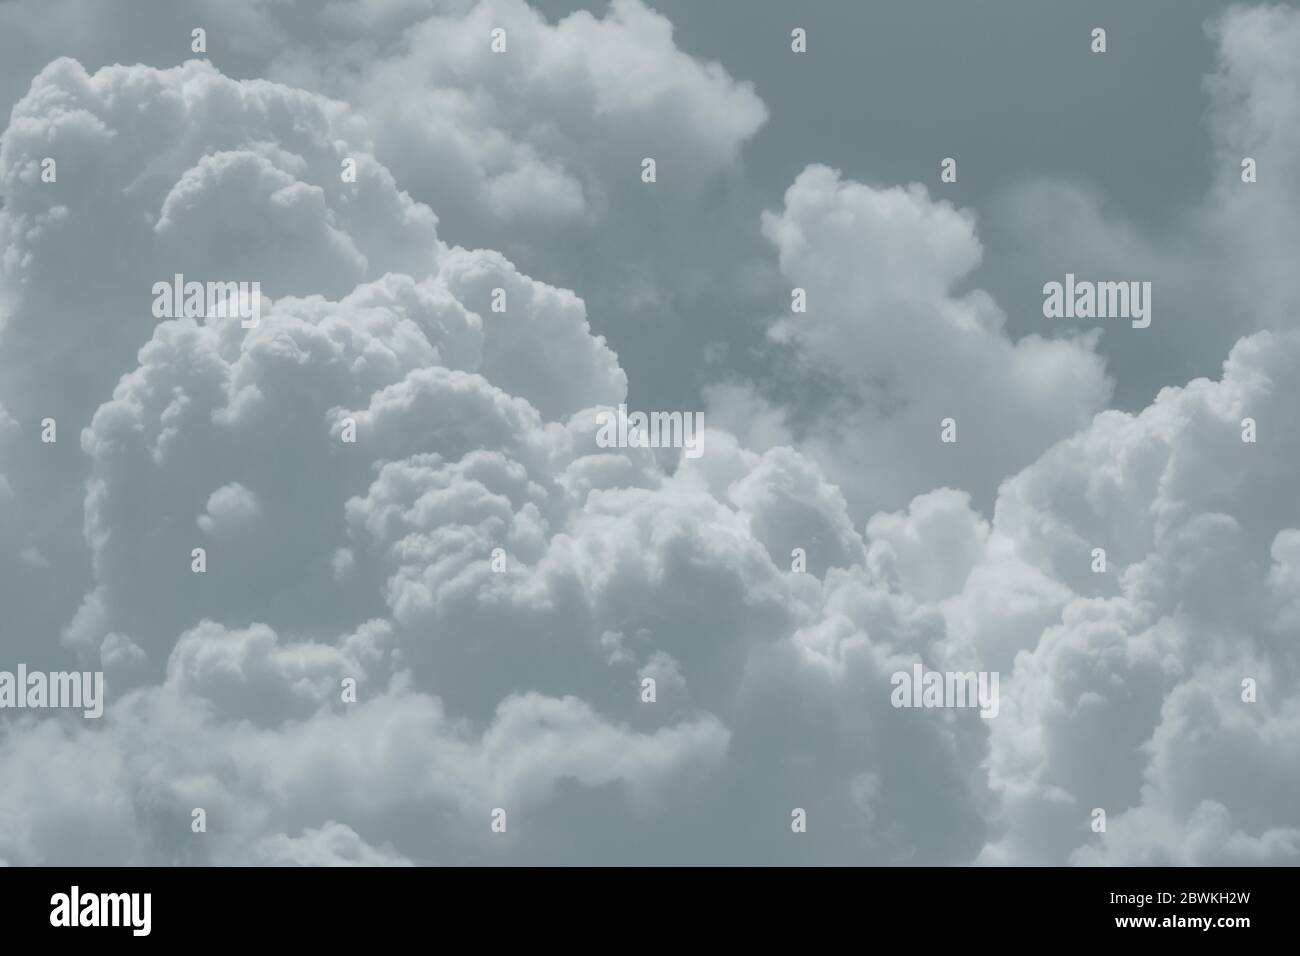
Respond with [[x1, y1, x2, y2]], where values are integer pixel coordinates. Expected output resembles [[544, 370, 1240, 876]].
[[1, 1, 1298, 869], [2, 151, 994, 862], [197, 483, 263, 537], [347, 0, 767, 230], [0, 56, 439, 407], [0, 0, 774, 466], [0, 0, 766, 235], [0, 55, 444, 654], [974, 330, 1300, 865], [710, 164, 1111, 517]]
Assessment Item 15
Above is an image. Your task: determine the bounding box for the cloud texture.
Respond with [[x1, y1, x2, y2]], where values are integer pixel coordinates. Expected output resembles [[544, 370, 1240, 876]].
[[0, 0, 1298, 866]]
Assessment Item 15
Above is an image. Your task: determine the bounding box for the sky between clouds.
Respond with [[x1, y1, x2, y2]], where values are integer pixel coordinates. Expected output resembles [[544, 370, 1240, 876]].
[[0, 0, 1298, 865]]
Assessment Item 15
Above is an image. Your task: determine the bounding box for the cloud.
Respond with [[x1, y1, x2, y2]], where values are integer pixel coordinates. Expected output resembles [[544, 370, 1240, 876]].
[[866, 488, 989, 604], [728, 445, 866, 577], [164, 619, 391, 726], [0, 648, 733, 864], [6, 223, 993, 864], [2, 3, 1299, 868], [253, 822, 415, 867], [0, 52, 622, 665], [0, 56, 439, 411], [70, 257, 617, 666], [981, 5, 1300, 407], [1204, 4, 1300, 330], [0, 56, 446, 654], [976, 330, 1300, 865], [711, 164, 1112, 516], [330, 0, 768, 230], [197, 482, 263, 537]]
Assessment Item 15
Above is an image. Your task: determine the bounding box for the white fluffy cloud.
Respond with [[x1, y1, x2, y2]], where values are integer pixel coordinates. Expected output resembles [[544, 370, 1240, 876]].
[[350, 0, 766, 227], [974, 330, 1300, 865], [711, 164, 1112, 516], [0, 56, 449, 656], [6, 0, 768, 234]]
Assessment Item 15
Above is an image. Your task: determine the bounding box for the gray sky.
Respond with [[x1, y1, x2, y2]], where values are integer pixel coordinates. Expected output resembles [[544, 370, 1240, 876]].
[[491, 0, 1256, 411]]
